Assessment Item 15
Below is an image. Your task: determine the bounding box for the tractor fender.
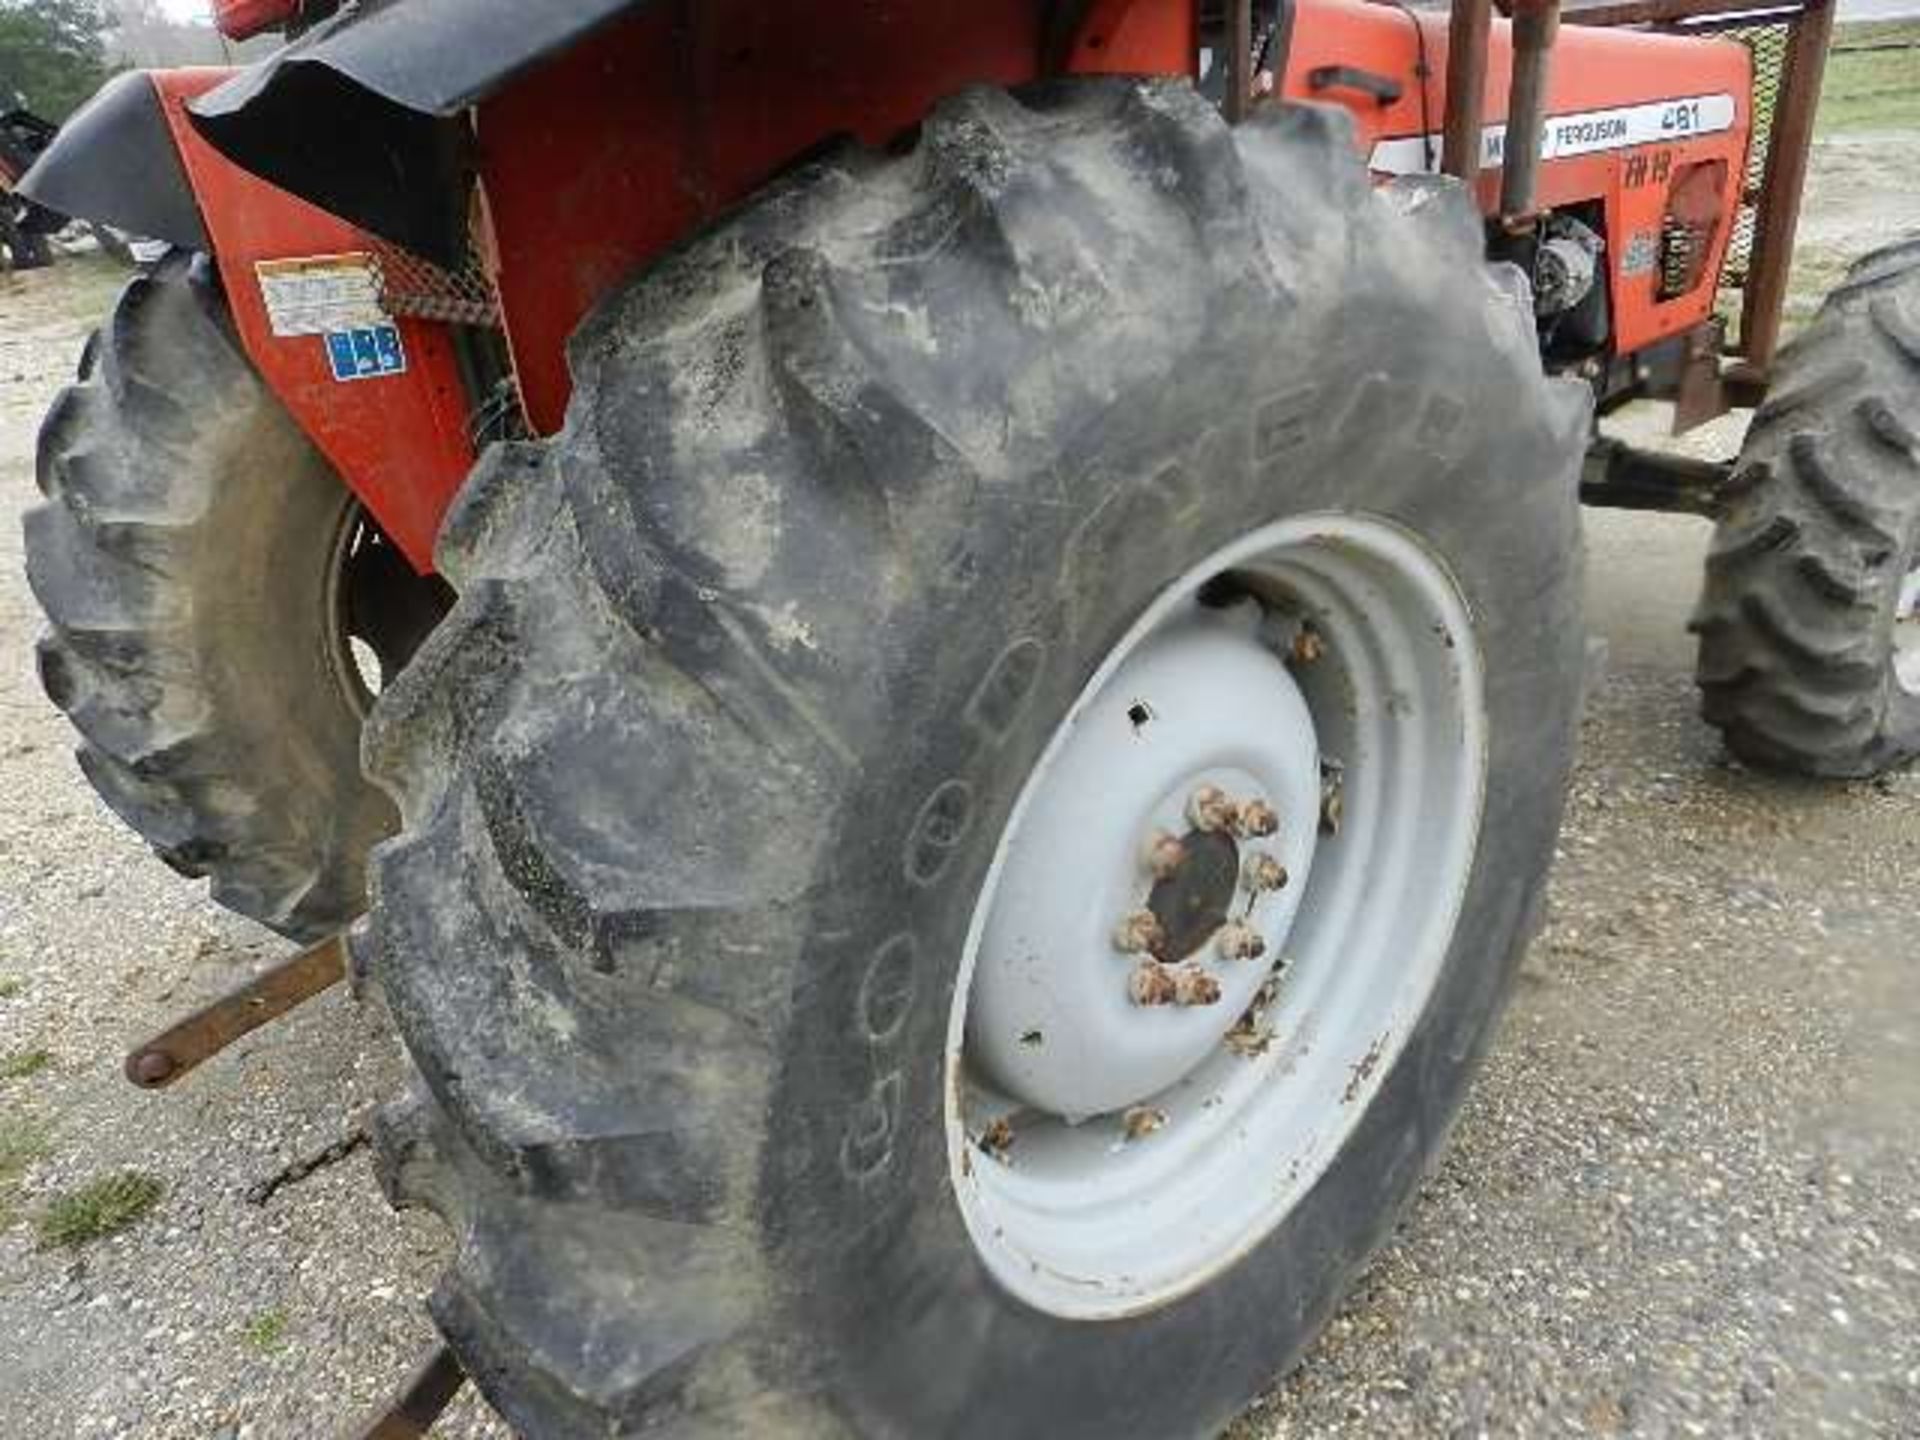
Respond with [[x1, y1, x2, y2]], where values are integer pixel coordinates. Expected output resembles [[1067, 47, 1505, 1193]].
[[17, 72, 208, 252], [186, 0, 647, 264]]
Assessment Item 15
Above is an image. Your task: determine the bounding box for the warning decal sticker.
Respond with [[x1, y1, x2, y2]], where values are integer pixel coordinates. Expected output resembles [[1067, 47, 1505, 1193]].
[[255, 253, 389, 338]]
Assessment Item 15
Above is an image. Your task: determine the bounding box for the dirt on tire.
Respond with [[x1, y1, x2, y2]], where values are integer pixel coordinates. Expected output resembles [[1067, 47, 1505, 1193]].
[[23, 254, 416, 940], [360, 83, 1588, 1437]]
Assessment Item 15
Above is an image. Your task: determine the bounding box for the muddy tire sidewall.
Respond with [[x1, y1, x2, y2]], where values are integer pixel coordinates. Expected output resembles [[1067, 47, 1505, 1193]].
[[764, 297, 1584, 1438]]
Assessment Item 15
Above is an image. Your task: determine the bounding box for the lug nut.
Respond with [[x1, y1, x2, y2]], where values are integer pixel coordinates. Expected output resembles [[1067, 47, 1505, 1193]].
[[1129, 959, 1178, 1006], [1235, 798, 1279, 838], [1129, 959, 1222, 1007], [1290, 624, 1326, 666], [1113, 908, 1166, 955], [1188, 784, 1239, 834], [1242, 852, 1289, 893], [1217, 922, 1267, 961], [978, 1116, 1015, 1160], [1170, 962, 1222, 1006], [1143, 830, 1187, 880]]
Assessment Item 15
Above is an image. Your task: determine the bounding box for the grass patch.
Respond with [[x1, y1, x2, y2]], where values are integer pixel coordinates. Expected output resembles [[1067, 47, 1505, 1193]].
[[1818, 24, 1920, 135], [0, 1049, 51, 1081], [36, 1171, 163, 1248], [242, 1307, 290, 1354], [0, 1119, 51, 1228], [1834, 19, 1920, 48], [0, 1120, 49, 1185], [0, 979, 20, 1000]]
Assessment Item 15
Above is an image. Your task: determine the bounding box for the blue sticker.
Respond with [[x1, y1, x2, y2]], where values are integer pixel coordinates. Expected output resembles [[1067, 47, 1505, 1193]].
[[324, 324, 407, 382]]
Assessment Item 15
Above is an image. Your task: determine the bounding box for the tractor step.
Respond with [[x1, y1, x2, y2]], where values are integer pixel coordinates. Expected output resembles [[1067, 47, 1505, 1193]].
[[124, 934, 347, 1088], [345, 1343, 468, 1440]]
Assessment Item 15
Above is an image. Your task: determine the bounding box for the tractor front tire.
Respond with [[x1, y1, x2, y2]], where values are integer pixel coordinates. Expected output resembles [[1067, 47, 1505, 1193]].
[[363, 85, 1589, 1437], [24, 255, 433, 939], [1693, 237, 1920, 776]]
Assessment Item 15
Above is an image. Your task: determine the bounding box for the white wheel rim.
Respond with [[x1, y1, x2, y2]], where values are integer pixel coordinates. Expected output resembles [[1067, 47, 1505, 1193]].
[[944, 513, 1489, 1320], [1894, 564, 1920, 697]]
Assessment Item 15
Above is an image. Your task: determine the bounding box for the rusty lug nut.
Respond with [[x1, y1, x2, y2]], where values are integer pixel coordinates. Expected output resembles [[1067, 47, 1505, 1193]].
[[1242, 852, 1289, 893], [1143, 829, 1187, 880], [1168, 962, 1223, 1006], [1129, 959, 1178, 1006], [1289, 623, 1326, 666], [1187, 784, 1239, 834], [1217, 922, 1267, 961], [1132, 960, 1222, 1007], [1235, 798, 1280, 839], [978, 1116, 1015, 1159], [1113, 908, 1166, 956]]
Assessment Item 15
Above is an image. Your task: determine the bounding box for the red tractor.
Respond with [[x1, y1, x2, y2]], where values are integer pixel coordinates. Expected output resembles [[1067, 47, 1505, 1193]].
[[15, 0, 1910, 1434]]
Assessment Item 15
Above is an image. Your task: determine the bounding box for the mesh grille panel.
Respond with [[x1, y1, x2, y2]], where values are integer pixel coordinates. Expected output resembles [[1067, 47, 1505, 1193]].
[[367, 241, 500, 328], [1719, 21, 1790, 292]]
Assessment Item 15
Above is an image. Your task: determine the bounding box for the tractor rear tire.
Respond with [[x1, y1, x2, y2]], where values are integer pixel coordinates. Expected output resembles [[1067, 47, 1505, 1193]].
[[362, 85, 1588, 1437], [1692, 237, 1920, 776], [24, 254, 439, 939]]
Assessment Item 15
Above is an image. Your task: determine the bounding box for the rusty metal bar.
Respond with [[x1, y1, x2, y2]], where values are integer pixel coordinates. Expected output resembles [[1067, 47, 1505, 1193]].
[[347, 1344, 468, 1440], [1224, 0, 1254, 122], [1500, 0, 1562, 225], [124, 934, 347, 1088], [1561, 0, 1802, 27], [1582, 437, 1734, 517], [1737, 0, 1835, 372], [1441, 0, 1492, 180]]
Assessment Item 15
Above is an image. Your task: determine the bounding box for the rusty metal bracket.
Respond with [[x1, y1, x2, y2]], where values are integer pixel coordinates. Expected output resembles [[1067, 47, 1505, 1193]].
[[124, 933, 347, 1088], [1672, 317, 1733, 433], [1581, 436, 1734, 517], [347, 1343, 469, 1440]]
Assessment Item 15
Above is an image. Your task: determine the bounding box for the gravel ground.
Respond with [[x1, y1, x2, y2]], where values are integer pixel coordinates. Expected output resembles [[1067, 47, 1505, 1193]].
[[0, 258, 510, 1439], [1, 134, 1917, 1438]]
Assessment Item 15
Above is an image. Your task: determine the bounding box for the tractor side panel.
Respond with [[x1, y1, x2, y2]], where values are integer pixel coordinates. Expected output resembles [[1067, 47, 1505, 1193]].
[[151, 71, 473, 572], [1283, 0, 1750, 356], [476, 0, 1195, 435]]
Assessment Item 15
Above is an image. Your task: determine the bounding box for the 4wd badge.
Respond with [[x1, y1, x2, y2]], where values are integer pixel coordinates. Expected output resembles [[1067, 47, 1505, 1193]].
[[324, 325, 407, 382]]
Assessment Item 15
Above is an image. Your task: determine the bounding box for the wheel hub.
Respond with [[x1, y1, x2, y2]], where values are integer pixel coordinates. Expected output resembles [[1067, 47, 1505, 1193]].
[[947, 513, 1489, 1320], [963, 612, 1320, 1121], [1143, 827, 1239, 961]]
